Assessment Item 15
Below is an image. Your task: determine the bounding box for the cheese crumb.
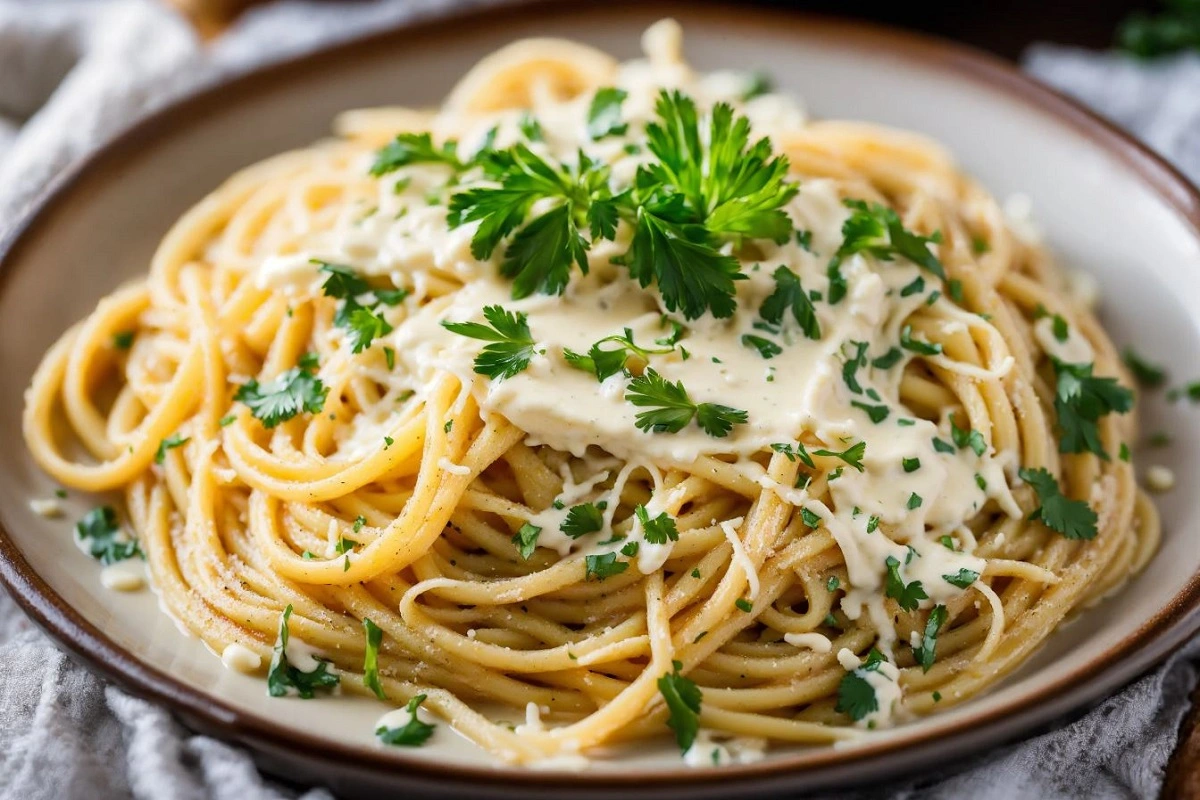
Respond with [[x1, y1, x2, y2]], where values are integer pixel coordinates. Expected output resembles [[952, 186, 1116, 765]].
[[29, 498, 63, 518], [221, 643, 263, 673], [1146, 465, 1175, 493]]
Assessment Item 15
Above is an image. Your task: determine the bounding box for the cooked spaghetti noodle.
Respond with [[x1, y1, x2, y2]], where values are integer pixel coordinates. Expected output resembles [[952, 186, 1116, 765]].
[[23, 20, 1159, 766]]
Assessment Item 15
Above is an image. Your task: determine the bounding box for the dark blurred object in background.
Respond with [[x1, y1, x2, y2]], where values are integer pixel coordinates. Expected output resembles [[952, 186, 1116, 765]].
[[169, 0, 1200, 63], [1115, 0, 1200, 57]]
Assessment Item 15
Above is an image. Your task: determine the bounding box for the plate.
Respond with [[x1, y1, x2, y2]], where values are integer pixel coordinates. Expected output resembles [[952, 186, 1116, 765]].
[[1, 2, 1199, 797]]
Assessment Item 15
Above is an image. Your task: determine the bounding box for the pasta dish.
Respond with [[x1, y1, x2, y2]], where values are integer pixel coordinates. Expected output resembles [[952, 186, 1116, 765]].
[[22, 20, 1160, 767]]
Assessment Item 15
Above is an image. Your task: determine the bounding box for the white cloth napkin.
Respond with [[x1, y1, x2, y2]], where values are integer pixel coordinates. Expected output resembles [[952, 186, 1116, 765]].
[[0, 3, 1197, 798]]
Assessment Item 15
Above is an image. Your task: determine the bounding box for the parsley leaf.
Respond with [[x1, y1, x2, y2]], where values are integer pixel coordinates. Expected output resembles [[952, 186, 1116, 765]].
[[154, 433, 189, 465], [1052, 360, 1134, 459], [657, 662, 702, 753], [376, 694, 436, 747], [442, 305, 538, 380], [235, 355, 328, 429], [741, 333, 782, 359], [884, 555, 928, 611], [560, 503, 605, 538], [1122, 348, 1167, 388], [625, 368, 748, 437], [76, 506, 141, 564], [770, 440, 816, 469], [836, 648, 887, 721], [362, 618, 386, 701], [943, 568, 980, 589], [585, 552, 629, 580], [511, 522, 541, 560], [587, 87, 629, 139], [900, 325, 942, 356], [267, 605, 339, 699], [1019, 467, 1098, 540], [813, 441, 866, 472], [950, 417, 987, 456], [912, 604, 948, 672], [636, 505, 680, 545], [759, 266, 821, 339], [563, 328, 674, 382], [620, 207, 746, 320], [370, 133, 463, 176], [834, 198, 946, 280]]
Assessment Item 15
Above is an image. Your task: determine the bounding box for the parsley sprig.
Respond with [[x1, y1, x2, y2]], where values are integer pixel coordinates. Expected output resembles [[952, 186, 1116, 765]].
[[1019, 467, 1098, 540], [316, 261, 408, 354], [442, 305, 539, 380], [832, 199, 946, 280], [379, 90, 798, 320], [626, 368, 748, 437], [759, 266, 821, 339], [76, 506, 141, 564], [376, 694, 436, 747], [234, 353, 329, 429], [836, 648, 888, 722], [564, 328, 674, 382], [1052, 360, 1133, 459], [884, 555, 928, 612], [267, 605, 340, 699], [658, 661, 702, 753]]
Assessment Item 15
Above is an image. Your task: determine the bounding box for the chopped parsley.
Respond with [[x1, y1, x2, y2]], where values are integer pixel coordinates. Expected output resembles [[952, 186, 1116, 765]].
[[770, 440, 816, 468], [759, 266, 821, 340], [900, 325, 942, 356], [902, 457, 921, 473], [442, 305, 538, 380], [636, 505, 680, 544], [657, 661, 702, 753], [586, 87, 629, 139], [1122, 348, 1167, 388], [518, 112, 544, 142], [741, 333, 782, 359], [836, 648, 888, 722], [625, 368, 748, 437], [370, 132, 464, 175], [943, 568, 979, 589], [1052, 360, 1134, 459], [560, 502, 605, 538], [800, 507, 822, 528], [585, 552, 629, 581], [912, 604, 948, 672], [884, 555, 927, 611], [564, 328, 674, 382], [154, 433, 190, 465], [741, 70, 774, 100], [362, 618, 386, 700], [511, 522, 541, 560], [833, 198, 946, 280], [76, 506, 141, 564], [812, 440, 866, 472], [267, 605, 339, 699], [1019, 467, 1098, 540], [951, 417, 987, 456], [871, 347, 903, 370], [852, 400, 889, 423], [827, 576, 841, 592], [735, 598, 753, 612], [113, 330, 135, 349], [234, 353, 328, 429], [376, 694, 436, 747], [315, 260, 408, 353], [906, 492, 923, 509]]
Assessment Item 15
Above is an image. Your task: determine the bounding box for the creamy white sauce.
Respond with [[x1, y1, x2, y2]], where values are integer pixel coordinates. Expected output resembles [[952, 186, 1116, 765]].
[[29, 498, 63, 517], [783, 631, 832, 653], [1146, 465, 1175, 493], [837, 648, 903, 728], [243, 29, 1052, 730], [284, 636, 327, 674], [221, 643, 263, 673], [683, 730, 768, 767], [99, 559, 146, 592]]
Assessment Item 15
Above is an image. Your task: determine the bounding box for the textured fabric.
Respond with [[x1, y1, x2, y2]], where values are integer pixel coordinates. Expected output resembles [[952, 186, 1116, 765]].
[[0, 4, 1197, 797]]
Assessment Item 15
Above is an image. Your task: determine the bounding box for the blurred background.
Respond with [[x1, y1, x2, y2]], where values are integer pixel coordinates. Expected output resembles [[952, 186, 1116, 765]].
[[167, 0, 1198, 60]]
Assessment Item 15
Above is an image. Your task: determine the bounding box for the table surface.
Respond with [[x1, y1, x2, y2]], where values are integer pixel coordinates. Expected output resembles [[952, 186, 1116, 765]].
[[155, 1, 1197, 797]]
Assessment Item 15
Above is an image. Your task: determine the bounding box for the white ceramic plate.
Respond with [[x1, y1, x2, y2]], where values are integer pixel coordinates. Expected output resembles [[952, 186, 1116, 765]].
[[1, 3, 1198, 797]]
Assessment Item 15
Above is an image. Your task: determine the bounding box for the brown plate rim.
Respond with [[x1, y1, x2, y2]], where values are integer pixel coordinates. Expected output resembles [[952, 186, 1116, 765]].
[[1, 1, 1198, 796]]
